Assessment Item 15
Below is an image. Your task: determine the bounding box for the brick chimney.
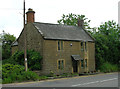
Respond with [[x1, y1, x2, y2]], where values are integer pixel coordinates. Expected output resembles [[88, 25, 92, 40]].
[[78, 18, 84, 29], [26, 8, 35, 23]]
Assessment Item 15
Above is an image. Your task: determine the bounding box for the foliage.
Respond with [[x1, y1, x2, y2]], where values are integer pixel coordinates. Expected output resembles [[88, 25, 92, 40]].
[[57, 13, 91, 29], [2, 64, 39, 84], [39, 76, 48, 80], [11, 51, 24, 65], [3, 50, 42, 70], [47, 70, 54, 77], [2, 57, 19, 65], [27, 50, 42, 70], [92, 20, 120, 70], [21, 71, 39, 81], [0, 61, 2, 80], [0, 31, 16, 60], [100, 62, 118, 73], [2, 64, 25, 79], [59, 73, 79, 77]]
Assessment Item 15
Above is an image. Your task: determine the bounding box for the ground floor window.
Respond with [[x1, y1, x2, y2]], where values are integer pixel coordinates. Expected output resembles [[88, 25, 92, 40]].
[[57, 59, 65, 70], [85, 59, 87, 67], [81, 59, 84, 68]]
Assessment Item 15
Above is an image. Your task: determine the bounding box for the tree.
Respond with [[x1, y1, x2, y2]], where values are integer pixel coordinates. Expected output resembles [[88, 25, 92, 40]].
[[0, 31, 16, 60], [92, 20, 120, 69], [57, 13, 91, 29]]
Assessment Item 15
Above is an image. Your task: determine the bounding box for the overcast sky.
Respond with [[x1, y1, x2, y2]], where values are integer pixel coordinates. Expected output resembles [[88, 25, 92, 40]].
[[0, 0, 119, 38]]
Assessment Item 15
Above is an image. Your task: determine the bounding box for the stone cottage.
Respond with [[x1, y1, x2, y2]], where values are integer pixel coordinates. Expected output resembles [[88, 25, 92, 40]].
[[12, 8, 95, 75]]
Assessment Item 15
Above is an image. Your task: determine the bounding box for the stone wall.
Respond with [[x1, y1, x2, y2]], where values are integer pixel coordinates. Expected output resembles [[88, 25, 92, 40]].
[[18, 23, 44, 56], [41, 40, 95, 75]]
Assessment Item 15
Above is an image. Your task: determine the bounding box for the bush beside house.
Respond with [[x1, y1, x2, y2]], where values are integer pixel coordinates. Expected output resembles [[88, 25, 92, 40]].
[[2, 50, 43, 84], [2, 64, 40, 84]]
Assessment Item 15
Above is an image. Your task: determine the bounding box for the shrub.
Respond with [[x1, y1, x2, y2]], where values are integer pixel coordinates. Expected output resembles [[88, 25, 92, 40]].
[[100, 62, 118, 73], [2, 64, 25, 79], [39, 76, 48, 80], [3, 50, 42, 70], [0, 61, 2, 79], [47, 70, 54, 77], [2, 58, 19, 65], [12, 51, 24, 65], [2, 64, 40, 84], [2, 77, 12, 84], [27, 50, 42, 70], [22, 71, 39, 81]]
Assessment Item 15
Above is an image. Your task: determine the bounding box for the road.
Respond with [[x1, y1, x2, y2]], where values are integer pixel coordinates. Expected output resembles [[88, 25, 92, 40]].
[[2, 72, 119, 87]]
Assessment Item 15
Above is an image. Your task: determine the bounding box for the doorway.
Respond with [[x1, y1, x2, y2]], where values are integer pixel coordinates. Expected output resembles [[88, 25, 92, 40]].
[[72, 60, 78, 73]]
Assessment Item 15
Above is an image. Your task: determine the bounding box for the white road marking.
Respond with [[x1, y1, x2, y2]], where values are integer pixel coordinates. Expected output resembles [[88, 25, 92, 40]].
[[100, 78, 117, 82], [72, 78, 118, 87]]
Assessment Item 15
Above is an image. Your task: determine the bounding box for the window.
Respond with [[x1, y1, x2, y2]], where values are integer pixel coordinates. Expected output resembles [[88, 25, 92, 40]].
[[85, 42, 87, 51], [58, 41, 64, 51], [81, 59, 84, 68], [85, 59, 87, 67], [61, 41, 63, 50], [81, 42, 84, 51], [58, 60, 61, 69], [57, 59, 64, 69], [61, 60, 64, 69], [58, 41, 60, 50]]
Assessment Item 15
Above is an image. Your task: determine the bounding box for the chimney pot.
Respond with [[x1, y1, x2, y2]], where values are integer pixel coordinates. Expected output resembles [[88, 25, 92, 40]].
[[26, 8, 35, 23]]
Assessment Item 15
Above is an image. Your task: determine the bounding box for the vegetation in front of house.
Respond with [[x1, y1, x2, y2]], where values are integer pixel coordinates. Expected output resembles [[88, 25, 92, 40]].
[[2, 50, 42, 70], [2, 50, 43, 84], [2, 64, 40, 84], [2, 63, 86, 84], [99, 62, 118, 73]]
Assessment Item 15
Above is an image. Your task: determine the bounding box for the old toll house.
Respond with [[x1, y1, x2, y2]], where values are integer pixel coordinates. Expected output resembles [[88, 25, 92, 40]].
[[12, 8, 95, 75]]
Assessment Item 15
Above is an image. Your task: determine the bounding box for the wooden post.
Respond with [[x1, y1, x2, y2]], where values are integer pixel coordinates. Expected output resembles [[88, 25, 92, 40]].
[[23, 0, 28, 71]]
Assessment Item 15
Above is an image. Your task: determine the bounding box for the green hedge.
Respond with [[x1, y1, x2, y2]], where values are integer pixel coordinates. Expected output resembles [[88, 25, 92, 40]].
[[2, 64, 39, 84], [100, 62, 118, 73], [3, 50, 42, 70]]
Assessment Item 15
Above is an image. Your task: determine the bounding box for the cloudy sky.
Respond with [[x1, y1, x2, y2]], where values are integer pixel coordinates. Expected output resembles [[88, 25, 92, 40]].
[[0, 0, 119, 37]]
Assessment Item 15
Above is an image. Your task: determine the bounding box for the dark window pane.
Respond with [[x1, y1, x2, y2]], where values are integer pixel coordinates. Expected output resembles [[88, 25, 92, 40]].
[[61, 60, 64, 69], [81, 42, 84, 51], [81, 59, 84, 68], [58, 60, 61, 69], [58, 41, 60, 50], [85, 59, 87, 67], [61, 41, 63, 50]]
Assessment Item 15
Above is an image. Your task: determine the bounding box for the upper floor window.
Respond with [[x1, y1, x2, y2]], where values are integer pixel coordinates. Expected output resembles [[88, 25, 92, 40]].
[[85, 42, 87, 51], [58, 41, 64, 51], [81, 42, 84, 51]]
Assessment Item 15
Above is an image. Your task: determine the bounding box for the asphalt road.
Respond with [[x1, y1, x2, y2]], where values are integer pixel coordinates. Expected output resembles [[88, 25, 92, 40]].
[[2, 72, 119, 87]]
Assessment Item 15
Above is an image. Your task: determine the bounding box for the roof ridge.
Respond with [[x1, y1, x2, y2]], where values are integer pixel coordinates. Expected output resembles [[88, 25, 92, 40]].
[[34, 22, 60, 25], [33, 22, 77, 27]]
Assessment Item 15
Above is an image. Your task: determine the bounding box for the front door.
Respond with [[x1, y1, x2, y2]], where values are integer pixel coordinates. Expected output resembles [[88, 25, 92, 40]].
[[72, 60, 78, 73]]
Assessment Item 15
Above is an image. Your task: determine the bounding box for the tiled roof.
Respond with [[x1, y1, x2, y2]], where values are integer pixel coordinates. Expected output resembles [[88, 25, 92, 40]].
[[33, 22, 94, 42]]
